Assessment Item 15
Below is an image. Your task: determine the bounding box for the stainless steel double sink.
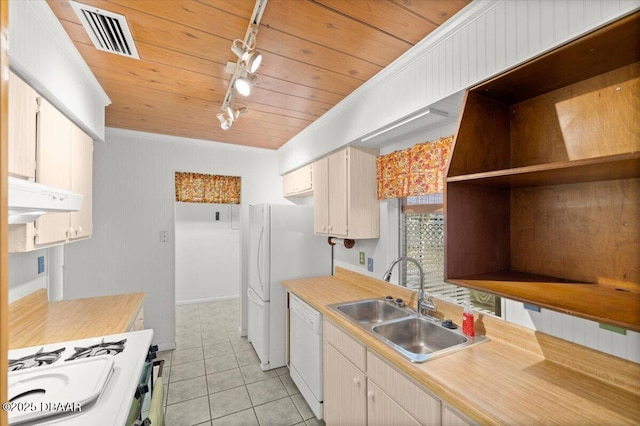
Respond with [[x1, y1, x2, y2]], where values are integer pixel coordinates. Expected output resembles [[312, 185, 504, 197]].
[[328, 299, 487, 363]]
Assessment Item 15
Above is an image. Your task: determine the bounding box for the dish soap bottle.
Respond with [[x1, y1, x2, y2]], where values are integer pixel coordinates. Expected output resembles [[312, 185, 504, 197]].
[[462, 301, 475, 336]]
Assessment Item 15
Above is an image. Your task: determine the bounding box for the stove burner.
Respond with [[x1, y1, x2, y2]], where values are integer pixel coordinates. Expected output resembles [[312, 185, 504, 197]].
[[9, 347, 65, 371], [65, 338, 127, 361]]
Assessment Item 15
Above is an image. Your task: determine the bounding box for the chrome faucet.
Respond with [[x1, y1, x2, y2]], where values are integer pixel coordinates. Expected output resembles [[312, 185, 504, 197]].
[[382, 256, 438, 321]]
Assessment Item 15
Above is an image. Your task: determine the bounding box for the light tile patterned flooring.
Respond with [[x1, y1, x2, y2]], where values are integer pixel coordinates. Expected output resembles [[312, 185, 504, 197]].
[[157, 299, 325, 426]]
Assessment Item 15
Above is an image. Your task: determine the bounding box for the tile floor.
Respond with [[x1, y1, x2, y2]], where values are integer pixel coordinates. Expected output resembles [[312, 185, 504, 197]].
[[156, 299, 325, 426]]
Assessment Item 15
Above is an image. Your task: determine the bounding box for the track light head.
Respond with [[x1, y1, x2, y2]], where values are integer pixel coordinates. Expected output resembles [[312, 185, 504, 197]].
[[231, 40, 248, 60], [216, 112, 233, 130], [246, 51, 262, 74], [230, 105, 248, 120], [234, 74, 258, 97]]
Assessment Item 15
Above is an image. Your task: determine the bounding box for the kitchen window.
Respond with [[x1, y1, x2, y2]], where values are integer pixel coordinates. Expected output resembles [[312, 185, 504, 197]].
[[399, 194, 501, 316]]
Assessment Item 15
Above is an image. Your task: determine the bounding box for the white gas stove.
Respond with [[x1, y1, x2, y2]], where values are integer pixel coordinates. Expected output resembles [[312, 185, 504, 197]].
[[7, 329, 154, 426]]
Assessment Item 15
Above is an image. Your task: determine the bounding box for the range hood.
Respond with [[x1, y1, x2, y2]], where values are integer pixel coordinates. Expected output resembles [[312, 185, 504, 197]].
[[8, 177, 83, 224]]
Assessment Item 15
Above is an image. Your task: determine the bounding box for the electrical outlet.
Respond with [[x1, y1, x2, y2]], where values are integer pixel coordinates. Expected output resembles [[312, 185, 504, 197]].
[[359, 251, 365, 265], [367, 257, 374, 272], [159, 231, 168, 243], [37, 256, 45, 274], [215, 211, 220, 221]]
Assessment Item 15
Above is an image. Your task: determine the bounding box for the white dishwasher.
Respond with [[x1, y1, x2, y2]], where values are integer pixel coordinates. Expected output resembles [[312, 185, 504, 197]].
[[289, 292, 323, 419]]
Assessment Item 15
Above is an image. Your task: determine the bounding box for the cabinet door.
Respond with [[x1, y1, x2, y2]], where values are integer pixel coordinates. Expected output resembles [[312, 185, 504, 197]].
[[34, 97, 72, 246], [283, 164, 312, 196], [368, 380, 421, 426], [69, 124, 93, 240], [313, 157, 329, 234], [323, 343, 367, 426], [442, 405, 474, 426], [8, 72, 37, 179], [327, 149, 348, 236]]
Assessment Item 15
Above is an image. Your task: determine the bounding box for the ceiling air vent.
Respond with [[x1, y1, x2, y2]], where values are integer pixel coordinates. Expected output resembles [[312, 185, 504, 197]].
[[69, 1, 140, 59]]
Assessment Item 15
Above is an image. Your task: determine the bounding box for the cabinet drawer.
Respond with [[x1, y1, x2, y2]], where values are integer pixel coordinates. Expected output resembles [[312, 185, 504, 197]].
[[324, 319, 366, 371], [367, 350, 441, 425]]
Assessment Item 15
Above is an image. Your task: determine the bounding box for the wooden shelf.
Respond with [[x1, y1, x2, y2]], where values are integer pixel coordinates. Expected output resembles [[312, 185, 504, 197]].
[[447, 153, 640, 188], [474, 12, 640, 104], [445, 13, 640, 333], [448, 271, 640, 332]]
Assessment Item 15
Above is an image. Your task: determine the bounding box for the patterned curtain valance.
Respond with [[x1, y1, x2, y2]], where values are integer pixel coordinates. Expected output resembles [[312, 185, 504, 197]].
[[376, 135, 453, 200], [175, 172, 241, 204]]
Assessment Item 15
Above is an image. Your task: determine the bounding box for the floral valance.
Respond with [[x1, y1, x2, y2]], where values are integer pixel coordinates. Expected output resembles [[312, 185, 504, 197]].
[[376, 135, 453, 200], [175, 172, 241, 204]]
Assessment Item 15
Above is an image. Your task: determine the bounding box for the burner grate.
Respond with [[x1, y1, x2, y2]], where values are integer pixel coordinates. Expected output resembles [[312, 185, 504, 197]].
[[9, 347, 65, 371], [65, 338, 127, 361]]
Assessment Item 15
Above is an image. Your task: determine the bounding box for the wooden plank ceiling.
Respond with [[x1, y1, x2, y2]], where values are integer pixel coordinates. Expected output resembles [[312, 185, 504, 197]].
[[48, 0, 471, 149]]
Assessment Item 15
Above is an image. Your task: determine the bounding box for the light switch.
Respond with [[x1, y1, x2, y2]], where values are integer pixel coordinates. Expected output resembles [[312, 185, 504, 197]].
[[367, 258, 374, 272]]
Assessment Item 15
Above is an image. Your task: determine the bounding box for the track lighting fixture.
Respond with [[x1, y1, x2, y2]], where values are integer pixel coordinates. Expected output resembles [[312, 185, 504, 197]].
[[231, 40, 262, 74], [230, 105, 248, 120], [216, 0, 268, 130], [245, 51, 263, 74], [234, 74, 259, 96], [216, 111, 233, 130]]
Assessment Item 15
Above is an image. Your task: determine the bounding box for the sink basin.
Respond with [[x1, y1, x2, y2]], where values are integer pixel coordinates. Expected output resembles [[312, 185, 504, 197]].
[[336, 299, 410, 324], [329, 298, 487, 363], [373, 317, 467, 361]]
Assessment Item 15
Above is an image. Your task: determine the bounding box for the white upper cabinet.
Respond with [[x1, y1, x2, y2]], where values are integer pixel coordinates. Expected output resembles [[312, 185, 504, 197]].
[[283, 164, 313, 197], [8, 77, 94, 252], [33, 97, 73, 246], [8, 71, 37, 180], [69, 123, 93, 241], [313, 147, 379, 239]]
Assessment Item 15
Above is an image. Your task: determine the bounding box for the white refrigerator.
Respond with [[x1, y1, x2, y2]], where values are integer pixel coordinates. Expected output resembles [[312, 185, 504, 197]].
[[247, 204, 330, 371]]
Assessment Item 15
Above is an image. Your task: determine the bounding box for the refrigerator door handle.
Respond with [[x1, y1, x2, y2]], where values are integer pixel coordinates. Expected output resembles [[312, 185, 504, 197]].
[[257, 226, 265, 292], [248, 287, 263, 306]]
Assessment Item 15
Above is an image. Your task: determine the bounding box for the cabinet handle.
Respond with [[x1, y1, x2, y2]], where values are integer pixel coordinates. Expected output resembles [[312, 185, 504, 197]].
[[353, 377, 360, 386], [367, 390, 374, 400], [78, 226, 83, 234]]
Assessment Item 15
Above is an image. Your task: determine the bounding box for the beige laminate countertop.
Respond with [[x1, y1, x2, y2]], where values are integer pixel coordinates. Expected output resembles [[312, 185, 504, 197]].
[[8, 289, 144, 349], [284, 268, 640, 425]]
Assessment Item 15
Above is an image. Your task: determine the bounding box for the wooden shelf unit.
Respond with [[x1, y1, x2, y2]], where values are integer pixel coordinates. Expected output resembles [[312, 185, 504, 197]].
[[445, 12, 640, 332]]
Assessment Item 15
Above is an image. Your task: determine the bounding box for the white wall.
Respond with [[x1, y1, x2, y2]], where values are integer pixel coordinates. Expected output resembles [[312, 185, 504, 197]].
[[63, 128, 287, 349], [8, 250, 47, 303], [175, 202, 240, 305], [8, 245, 64, 303]]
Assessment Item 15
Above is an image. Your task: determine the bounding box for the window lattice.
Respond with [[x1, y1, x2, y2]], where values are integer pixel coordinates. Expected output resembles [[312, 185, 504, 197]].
[[401, 212, 498, 315]]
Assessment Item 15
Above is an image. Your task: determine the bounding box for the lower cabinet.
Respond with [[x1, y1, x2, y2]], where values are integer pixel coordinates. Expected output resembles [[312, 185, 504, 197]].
[[367, 380, 421, 426], [441, 405, 473, 426], [324, 318, 473, 426], [323, 343, 367, 426]]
